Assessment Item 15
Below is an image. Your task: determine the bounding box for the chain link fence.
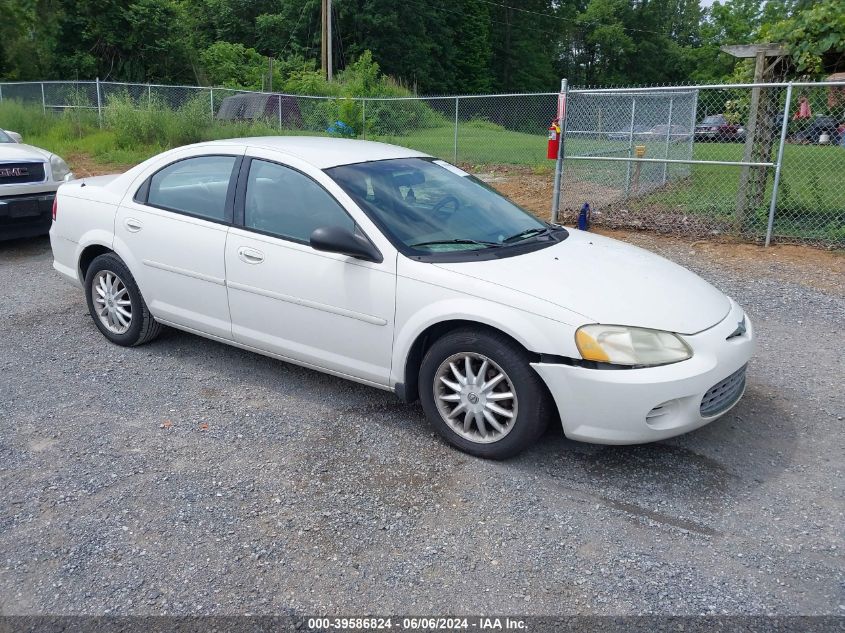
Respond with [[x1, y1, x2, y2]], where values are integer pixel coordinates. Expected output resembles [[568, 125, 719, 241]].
[[0, 79, 842, 247], [556, 82, 845, 247]]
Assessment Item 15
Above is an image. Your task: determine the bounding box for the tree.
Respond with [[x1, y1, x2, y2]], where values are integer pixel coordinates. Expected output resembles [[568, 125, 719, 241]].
[[52, 0, 195, 82], [487, 0, 558, 92], [762, 0, 845, 75], [0, 0, 61, 80], [199, 41, 271, 90]]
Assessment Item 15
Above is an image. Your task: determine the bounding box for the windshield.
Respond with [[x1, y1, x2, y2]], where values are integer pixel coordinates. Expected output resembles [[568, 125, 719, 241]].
[[702, 115, 724, 125], [326, 158, 549, 253], [0, 130, 14, 143]]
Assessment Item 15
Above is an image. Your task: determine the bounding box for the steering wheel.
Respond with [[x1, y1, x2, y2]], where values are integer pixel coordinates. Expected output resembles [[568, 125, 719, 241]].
[[432, 195, 461, 221]]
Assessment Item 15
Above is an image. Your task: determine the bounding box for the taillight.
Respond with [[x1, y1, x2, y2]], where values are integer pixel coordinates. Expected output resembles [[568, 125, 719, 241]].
[[52, 197, 57, 221]]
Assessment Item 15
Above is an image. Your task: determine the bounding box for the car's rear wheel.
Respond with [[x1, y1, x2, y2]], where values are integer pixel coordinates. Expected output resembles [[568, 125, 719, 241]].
[[84, 253, 162, 346], [419, 328, 552, 459]]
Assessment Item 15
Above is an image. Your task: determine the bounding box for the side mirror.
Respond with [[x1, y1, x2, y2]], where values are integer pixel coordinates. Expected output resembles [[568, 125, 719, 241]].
[[6, 130, 22, 143], [310, 225, 383, 263]]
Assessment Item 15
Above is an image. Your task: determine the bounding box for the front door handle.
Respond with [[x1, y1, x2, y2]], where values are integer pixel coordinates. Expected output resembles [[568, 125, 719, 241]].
[[124, 218, 143, 232], [237, 246, 265, 264]]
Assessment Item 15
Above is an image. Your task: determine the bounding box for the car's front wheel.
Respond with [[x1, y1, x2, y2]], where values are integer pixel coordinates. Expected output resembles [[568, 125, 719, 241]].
[[419, 328, 552, 459], [84, 253, 163, 346]]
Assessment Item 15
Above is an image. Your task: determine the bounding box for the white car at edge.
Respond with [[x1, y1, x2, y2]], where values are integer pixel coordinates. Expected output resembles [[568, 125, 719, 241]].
[[49, 137, 754, 458]]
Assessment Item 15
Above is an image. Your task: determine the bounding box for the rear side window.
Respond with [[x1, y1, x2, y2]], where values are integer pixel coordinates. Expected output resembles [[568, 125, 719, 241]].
[[244, 159, 354, 242], [146, 155, 237, 222]]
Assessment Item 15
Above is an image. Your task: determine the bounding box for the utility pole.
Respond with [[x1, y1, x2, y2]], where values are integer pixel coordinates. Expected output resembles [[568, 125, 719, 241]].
[[321, 0, 332, 81], [327, 0, 333, 81], [321, 0, 327, 79]]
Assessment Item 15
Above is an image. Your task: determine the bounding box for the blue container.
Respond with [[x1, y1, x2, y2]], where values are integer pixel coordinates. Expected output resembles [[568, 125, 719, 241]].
[[578, 203, 591, 231]]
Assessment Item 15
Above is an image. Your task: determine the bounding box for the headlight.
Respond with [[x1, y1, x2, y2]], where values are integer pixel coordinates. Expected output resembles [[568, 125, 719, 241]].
[[50, 155, 72, 181], [575, 324, 692, 367]]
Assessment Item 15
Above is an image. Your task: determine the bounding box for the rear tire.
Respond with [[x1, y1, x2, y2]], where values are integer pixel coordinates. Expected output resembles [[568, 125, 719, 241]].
[[84, 253, 163, 346], [419, 328, 552, 459]]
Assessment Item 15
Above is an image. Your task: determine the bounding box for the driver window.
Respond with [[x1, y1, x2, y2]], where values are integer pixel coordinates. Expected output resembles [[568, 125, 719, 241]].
[[244, 159, 354, 242]]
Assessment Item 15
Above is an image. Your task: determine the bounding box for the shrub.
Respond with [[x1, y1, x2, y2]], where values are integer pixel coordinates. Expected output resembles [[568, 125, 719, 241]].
[[0, 99, 56, 138], [104, 92, 216, 149]]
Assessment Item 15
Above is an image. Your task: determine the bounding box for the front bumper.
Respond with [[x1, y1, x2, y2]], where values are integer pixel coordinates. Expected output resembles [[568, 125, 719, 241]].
[[0, 192, 55, 240], [532, 300, 755, 444]]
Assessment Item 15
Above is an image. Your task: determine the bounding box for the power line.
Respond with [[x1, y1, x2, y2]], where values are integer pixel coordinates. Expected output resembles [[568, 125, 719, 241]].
[[279, 0, 312, 60], [400, 0, 567, 40], [417, 0, 675, 40], [485, 0, 674, 37], [332, 0, 347, 70]]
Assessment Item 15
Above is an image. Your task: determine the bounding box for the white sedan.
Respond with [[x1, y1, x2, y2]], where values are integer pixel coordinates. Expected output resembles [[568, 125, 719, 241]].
[[50, 137, 754, 458]]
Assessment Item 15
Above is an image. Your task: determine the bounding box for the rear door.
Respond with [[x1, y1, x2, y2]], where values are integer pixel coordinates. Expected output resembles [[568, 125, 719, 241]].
[[115, 150, 243, 339], [224, 152, 397, 386]]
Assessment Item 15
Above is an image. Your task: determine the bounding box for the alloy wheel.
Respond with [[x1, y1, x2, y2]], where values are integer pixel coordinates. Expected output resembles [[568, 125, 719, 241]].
[[433, 352, 518, 444], [91, 270, 132, 334]]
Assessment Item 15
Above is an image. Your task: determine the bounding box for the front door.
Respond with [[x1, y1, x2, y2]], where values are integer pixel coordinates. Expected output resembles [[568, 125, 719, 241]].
[[225, 156, 396, 386]]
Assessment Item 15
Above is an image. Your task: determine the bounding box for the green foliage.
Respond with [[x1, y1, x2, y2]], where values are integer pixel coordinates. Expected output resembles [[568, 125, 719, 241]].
[[1, 0, 843, 98], [104, 92, 212, 148], [0, 99, 59, 137], [200, 42, 275, 90], [762, 0, 845, 75]]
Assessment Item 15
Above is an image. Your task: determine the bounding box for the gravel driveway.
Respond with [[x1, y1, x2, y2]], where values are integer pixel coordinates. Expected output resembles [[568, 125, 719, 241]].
[[0, 235, 842, 618]]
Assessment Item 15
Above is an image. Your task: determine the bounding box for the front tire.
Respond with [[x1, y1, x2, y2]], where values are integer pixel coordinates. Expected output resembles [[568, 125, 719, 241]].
[[84, 253, 162, 346], [419, 328, 552, 459]]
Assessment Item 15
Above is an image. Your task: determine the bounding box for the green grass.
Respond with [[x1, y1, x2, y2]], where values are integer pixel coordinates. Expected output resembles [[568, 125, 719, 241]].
[[636, 143, 845, 243]]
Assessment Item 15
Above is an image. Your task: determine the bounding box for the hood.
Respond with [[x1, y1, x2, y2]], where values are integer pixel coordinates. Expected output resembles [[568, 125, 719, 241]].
[[0, 143, 51, 162], [434, 230, 730, 334]]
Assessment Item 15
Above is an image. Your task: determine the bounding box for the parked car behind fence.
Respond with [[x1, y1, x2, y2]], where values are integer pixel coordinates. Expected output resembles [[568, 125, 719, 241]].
[[694, 114, 746, 143]]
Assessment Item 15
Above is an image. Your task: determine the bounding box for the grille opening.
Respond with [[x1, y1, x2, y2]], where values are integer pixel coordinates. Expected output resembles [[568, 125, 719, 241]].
[[0, 162, 45, 184], [700, 365, 747, 417]]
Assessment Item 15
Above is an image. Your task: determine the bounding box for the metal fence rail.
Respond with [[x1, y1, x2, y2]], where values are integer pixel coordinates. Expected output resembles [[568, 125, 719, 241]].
[[1, 78, 843, 247]]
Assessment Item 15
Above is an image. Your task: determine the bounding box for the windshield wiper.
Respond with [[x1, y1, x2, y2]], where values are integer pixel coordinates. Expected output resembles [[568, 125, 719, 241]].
[[502, 226, 553, 243], [410, 238, 502, 249]]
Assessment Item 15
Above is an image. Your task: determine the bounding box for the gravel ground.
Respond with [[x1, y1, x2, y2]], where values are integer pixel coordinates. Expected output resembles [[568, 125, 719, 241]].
[[0, 234, 842, 617]]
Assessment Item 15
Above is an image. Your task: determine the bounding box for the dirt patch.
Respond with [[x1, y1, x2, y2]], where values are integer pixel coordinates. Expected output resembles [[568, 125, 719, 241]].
[[66, 153, 133, 179], [595, 229, 845, 295]]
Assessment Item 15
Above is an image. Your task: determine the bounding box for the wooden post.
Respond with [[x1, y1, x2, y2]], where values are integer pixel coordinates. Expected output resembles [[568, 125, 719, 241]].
[[320, 0, 328, 80], [722, 44, 786, 235]]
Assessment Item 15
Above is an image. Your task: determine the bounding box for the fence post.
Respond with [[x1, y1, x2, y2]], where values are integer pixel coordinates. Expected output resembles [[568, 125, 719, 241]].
[[209, 88, 214, 120], [361, 98, 366, 139], [551, 78, 569, 223], [96, 78, 103, 127], [453, 97, 459, 163], [148, 84, 152, 107], [765, 83, 793, 247], [41, 82, 46, 114], [0, 83, 4, 103], [661, 96, 674, 185], [624, 96, 637, 199], [278, 94, 282, 130], [688, 89, 698, 160]]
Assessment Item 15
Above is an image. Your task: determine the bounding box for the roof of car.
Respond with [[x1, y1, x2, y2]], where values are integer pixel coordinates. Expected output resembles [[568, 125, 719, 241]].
[[197, 136, 430, 169]]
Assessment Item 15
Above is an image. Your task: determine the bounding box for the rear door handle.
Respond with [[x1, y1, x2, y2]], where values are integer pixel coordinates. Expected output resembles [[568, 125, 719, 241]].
[[237, 246, 265, 264], [124, 218, 143, 232]]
